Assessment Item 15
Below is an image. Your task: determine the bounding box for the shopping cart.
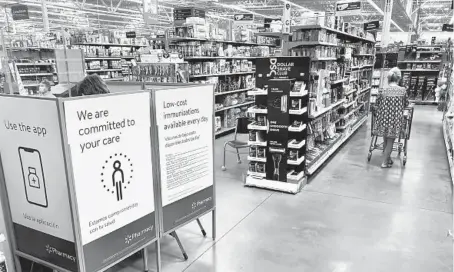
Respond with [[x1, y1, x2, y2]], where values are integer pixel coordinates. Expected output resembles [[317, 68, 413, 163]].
[[367, 104, 414, 166]]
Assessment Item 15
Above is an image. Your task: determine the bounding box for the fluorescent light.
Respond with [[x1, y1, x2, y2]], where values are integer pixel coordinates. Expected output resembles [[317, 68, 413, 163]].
[[214, 3, 269, 18], [366, 0, 404, 32]]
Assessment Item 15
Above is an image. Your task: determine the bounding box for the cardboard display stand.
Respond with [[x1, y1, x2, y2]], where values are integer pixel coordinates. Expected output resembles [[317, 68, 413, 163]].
[[0, 92, 159, 272], [246, 57, 310, 193]]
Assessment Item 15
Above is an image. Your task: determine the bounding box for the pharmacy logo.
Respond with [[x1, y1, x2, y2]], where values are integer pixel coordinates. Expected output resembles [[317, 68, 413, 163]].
[[124, 225, 154, 245], [45, 244, 76, 262], [191, 196, 213, 210], [101, 153, 133, 201]]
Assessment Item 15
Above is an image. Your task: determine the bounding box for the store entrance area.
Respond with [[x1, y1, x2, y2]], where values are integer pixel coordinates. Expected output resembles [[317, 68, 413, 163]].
[[114, 105, 452, 272]]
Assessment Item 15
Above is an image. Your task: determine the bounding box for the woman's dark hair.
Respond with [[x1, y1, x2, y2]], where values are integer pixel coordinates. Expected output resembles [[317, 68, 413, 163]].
[[76, 74, 110, 96]]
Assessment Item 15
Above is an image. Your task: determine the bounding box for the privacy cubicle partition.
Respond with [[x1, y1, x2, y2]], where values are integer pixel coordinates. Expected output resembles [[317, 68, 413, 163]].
[[0, 82, 216, 271]]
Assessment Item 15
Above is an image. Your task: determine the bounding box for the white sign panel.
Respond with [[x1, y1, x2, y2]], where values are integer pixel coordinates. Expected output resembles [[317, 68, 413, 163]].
[[282, 3, 291, 34], [155, 86, 214, 207], [0, 97, 76, 271], [63, 92, 154, 244]]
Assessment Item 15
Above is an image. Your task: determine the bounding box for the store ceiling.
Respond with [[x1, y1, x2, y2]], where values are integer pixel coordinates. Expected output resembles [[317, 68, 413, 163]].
[[416, 0, 453, 31], [0, 0, 451, 35]]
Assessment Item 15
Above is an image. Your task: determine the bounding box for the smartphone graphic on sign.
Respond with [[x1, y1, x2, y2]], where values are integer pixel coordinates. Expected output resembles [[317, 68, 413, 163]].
[[18, 147, 48, 208]]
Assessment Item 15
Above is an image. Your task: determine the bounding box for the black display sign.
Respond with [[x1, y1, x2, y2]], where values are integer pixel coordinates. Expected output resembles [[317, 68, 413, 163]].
[[126, 31, 136, 38], [442, 24, 453, 32], [431, 36, 436, 45], [264, 18, 274, 28], [364, 20, 380, 31], [156, 34, 166, 38], [374, 53, 384, 69], [266, 80, 290, 182], [385, 53, 398, 68], [255, 57, 310, 87], [11, 4, 29, 20], [234, 13, 253, 21]]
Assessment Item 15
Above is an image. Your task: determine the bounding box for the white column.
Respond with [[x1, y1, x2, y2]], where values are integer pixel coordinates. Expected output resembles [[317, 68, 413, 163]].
[[381, 0, 394, 47], [41, 0, 50, 32]]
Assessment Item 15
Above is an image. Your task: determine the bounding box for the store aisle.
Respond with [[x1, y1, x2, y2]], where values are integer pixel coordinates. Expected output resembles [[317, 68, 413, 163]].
[[116, 106, 452, 272]]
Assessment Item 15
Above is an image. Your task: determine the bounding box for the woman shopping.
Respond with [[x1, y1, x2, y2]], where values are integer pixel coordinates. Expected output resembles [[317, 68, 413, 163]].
[[373, 67, 409, 168]]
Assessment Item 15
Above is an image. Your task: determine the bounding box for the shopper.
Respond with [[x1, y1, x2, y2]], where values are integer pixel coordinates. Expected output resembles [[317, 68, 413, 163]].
[[37, 79, 53, 97], [75, 74, 110, 96], [373, 67, 409, 168]]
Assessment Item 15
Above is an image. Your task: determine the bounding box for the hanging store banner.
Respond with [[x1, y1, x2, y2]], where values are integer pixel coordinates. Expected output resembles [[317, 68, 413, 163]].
[[266, 80, 290, 182], [335, 1, 362, 16], [442, 24, 453, 32], [62, 92, 156, 272], [154, 85, 214, 233], [282, 3, 291, 34], [364, 20, 380, 31], [0, 96, 76, 271], [255, 57, 310, 87], [11, 4, 29, 21], [143, 0, 158, 25]]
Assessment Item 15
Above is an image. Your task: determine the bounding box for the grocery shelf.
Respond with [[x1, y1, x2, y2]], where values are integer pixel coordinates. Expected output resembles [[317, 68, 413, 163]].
[[290, 89, 308, 97], [248, 106, 267, 114], [248, 141, 267, 147], [331, 78, 347, 84], [312, 57, 337, 61], [309, 99, 345, 119], [216, 101, 254, 112], [248, 156, 266, 163], [343, 100, 356, 108], [400, 69, 439, 72], [288, 123, 307, 132], [288, 156, 305, 166], [288, 140, 306, 149], [73, 43, 146, 47], [288, 41, 338, 48], [255, 32, 287, 38], [247, 171, 266, 178], [16, 63, 52, 66], [289, 107, 307, 115], [359, 86, 372, 95], [86, 68, 123, 72], [185, 56, 259, 60], [290, 25, 375, 43], [23, 83, 40, 87], [215, 88, 252, 96], [248, 122, 268, 131], [443, 119, 454, 186], [353, 54, 375, 57], [398, 60, 441, 63], [344, 88, 357, 96], [169, 37, 273, 47], [306, 114, 367, 175], [189, 71, 254, 78], [248, 89, 268, 96], [104, 78, 124, 81], [408, 100, 438, 105], [85, 57, 122, 60], [19, 73, 53, 76]]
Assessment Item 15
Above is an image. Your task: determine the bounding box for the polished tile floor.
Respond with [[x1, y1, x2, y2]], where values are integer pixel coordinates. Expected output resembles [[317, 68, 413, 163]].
[[115, 106, 452, 272]]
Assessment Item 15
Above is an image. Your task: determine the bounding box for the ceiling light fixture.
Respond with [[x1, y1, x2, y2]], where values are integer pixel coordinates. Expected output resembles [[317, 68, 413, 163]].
[[214, 2, 269, 18]]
